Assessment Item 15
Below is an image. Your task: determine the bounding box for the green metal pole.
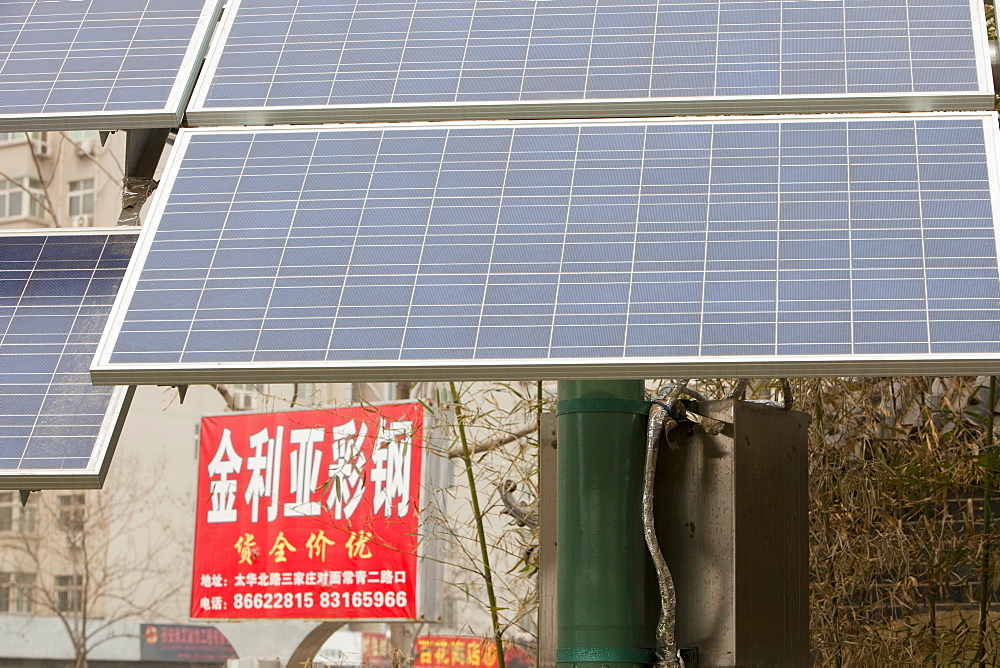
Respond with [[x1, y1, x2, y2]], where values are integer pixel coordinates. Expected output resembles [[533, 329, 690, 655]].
[[556, 380, 653, 668]]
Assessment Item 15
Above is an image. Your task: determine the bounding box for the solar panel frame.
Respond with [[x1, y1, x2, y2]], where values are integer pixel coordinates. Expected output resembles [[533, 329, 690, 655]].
[[90, 112, 1000, 385], [184, 0, 995, 127], [1, 228, 137, 489], [0, 0, 225, 132]]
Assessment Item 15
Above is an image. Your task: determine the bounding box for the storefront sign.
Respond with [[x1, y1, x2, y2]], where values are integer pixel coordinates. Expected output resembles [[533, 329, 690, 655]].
[[414, 636, 535, 668], [140, 624, 235, 662], [191, 403, 424, 620]]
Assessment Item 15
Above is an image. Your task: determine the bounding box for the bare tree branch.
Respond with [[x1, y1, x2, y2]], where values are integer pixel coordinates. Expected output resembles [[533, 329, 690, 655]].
[[448, 419, 538, 459], [56, 131, 124, 184], [209, 384, 238, 411], [498, 480, 538, 530]]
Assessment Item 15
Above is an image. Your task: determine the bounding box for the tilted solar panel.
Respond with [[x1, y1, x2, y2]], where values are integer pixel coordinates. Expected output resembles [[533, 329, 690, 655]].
[[186, 0, 993, 126], [2, 229, 136, 489], [0, 0, 224, 132], [91, 113, 1000, 383]]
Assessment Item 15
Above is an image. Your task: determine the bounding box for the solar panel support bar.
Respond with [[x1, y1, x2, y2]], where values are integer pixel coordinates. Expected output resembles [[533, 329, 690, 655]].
[[118, 128, 170, 225], [125, 128, 171, 180], [186, 93, 997, 128]]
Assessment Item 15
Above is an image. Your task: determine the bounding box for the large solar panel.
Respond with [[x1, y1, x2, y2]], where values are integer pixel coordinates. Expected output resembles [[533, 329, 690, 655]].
[[185, 0, 993, 126], [0, 0, 224, 132], [90, 113, 1000, 383], [1, 230, 136, 489]]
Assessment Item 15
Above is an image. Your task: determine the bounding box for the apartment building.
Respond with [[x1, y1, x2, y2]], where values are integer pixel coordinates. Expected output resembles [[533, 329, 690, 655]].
[[0, 130, 125, 230]]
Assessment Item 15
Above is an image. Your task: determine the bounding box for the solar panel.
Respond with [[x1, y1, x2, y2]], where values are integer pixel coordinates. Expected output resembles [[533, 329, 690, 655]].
[[90, 112, 1000, 383], [0, 0, 224, 132], [185, 0, 993, 126], [1, 229, 136, 489]]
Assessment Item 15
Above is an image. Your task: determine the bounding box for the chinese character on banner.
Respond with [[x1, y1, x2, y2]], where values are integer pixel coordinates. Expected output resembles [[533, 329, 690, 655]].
[[451, 639, 467, 666], [269, 531, 296, 563], [433, 638, 450, 667], [346, 530, 374, 559], [467, 640, 482, 667], [415, 638, 433, 666], [207, 429, 242, 523], [327, 420, 368, 520], [372, 419, 413, 517], [286, 427, 324, 517], [244, 427, 283, 522], [234, 533, 257, 564], [306, 530, 336, 561], [192, 403, 424, 621], [481, 641, 498, 668]]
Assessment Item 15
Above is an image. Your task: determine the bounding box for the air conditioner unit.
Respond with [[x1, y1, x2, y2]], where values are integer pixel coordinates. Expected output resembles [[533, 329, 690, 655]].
[[31, 140, 52, 158], [233, 393, 255, 411], [72, 214, 93, 228], [74, 138, 95, 157]]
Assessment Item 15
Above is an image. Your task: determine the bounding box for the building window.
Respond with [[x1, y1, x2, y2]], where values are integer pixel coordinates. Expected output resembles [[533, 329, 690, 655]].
[[18, 503, 36, 534], [0, 493, 12, 532], [68, 178, 94, 218], [57, 494, 85, 533], [67, 130, 97, 142], [228, 384, 259, 411], [67, 130, 98, 157], [55, 575, 83, 613], [0, 177, 45, 221], [0, 131, 43, 144], [0, 573, 35, 613], [0, 492, 35, 534]]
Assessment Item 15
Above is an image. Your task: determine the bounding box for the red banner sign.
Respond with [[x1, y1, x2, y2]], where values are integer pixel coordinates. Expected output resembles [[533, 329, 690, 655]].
[[362, 632, 393, 667], [414, 637, 535, 668], [191, 403, 424, 620]]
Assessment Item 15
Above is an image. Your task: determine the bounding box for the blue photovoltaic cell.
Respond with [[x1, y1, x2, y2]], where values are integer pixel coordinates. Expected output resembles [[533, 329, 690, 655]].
[[188, 0, 990, 123], [91, 114, 1000, 382], [1, 232, 136, 486], [0, 0, 222, 130]]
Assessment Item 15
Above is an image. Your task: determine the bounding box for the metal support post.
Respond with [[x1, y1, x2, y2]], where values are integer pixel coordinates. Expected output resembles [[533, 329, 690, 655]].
[[556, 380, 653, 668], [118, 127, 171, 226]]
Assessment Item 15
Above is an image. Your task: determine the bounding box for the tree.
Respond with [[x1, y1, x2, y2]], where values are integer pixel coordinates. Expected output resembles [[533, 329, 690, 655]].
[[0, 456, 186, 668]]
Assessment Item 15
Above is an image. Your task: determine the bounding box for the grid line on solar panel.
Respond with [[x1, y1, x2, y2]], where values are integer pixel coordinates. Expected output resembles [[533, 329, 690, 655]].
[[0, 0, 224, 131], [1, 229, 136, 488], [185, 0, 993, 125], [90, 113, 1000, 383]]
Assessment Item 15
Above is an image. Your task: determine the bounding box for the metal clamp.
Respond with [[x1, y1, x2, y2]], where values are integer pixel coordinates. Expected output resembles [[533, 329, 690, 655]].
[[556, 398, 652, 416]]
